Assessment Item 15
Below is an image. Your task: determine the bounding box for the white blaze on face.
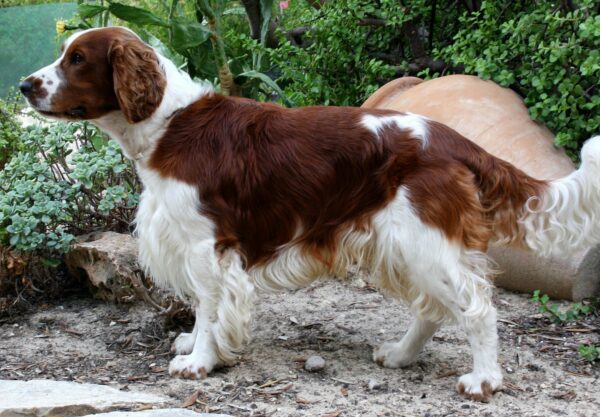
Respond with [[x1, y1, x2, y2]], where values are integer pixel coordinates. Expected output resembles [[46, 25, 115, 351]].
[[28, 59, 62, 111], [23, 30, 90, 111]]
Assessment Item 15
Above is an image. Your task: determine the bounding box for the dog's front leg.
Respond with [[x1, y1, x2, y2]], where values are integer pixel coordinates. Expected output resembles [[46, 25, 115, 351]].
[[169, 299, 220, 379], [171, 303, 200, 355], [169, 244, 255, 379]]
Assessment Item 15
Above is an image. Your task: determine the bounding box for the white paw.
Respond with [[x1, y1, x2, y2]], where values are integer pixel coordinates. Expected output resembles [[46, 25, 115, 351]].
[[373, 342, 417, 368], [456, 371, 503, 402], [171, 332, 196, 355], [169, 351, 219, 380]]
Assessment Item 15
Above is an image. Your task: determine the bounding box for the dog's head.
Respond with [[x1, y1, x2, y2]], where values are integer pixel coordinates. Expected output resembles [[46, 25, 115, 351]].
[[20, 26, 166, 124]]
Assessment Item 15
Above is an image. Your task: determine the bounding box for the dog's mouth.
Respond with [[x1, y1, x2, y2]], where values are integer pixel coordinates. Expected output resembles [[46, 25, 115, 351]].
[[38, 106, 87, 119]]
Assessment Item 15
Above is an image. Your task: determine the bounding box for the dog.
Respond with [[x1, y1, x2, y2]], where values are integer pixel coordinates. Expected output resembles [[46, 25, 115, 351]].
[[21, 26, 600, 401]]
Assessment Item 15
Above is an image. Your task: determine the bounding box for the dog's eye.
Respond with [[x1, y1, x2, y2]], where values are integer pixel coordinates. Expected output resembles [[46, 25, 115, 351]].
[[70, 52, 84, 65]]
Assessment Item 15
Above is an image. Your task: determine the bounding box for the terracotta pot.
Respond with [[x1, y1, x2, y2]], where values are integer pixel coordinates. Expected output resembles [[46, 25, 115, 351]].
[[362, 75, 599, 300]]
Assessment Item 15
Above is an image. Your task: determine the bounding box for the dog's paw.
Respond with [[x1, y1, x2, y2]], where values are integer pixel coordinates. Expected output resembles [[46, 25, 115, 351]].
[[171, 332, 196, 355], [456, 372, 502, 402], [373, 342, 416, 369], [169, 352, 218, 380]]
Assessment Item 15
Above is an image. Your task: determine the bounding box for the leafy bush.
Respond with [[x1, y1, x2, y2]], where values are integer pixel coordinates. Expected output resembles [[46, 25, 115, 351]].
[[0, 104, 140, 255], [0, 92, 22, 170], [71, 0, 283, 98], [263, 0, 405, 106], [438, 0, 599, 157]]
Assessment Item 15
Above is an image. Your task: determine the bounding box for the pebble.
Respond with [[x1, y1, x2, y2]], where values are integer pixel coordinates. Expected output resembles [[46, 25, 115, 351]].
[[367, 379, 382, 390], [304, 355, 326, 372]]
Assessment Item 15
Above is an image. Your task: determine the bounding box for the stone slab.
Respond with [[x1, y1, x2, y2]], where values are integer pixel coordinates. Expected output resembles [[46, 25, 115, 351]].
[[84, 410, 232, 417], [0, 379, 168, 417]]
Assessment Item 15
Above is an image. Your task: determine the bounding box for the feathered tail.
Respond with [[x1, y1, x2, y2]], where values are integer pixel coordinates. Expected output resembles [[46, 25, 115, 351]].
[[520, 136, 600, 256]]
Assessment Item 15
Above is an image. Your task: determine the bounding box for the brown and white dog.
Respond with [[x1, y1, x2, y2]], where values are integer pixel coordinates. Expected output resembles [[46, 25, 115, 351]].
[[21, 27, 600, 401]]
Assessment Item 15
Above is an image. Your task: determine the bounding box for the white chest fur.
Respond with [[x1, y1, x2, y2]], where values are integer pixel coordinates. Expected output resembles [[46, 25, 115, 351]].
[[135, 166, 215, 299]]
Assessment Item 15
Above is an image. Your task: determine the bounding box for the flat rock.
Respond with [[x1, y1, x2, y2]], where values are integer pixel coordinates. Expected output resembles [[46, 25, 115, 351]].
[[65, 231, 140, 302], [0, 379, 168, 417], [85, 410, 232, 417]]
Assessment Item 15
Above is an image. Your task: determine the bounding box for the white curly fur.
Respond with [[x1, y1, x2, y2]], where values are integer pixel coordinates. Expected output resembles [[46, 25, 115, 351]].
[[521, 136, 600, 256]]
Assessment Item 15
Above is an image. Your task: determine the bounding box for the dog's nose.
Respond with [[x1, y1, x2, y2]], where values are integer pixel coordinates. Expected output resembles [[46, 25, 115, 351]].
[[19, 80, 33, 96]]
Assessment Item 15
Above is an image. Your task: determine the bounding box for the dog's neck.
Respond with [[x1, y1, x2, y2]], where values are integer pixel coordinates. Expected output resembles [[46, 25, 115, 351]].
[[92, 53, 212, 162]]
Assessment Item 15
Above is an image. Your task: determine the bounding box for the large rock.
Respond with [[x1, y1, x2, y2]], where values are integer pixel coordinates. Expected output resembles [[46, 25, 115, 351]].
[[85, 410, 232, 417], [0, 379, 168, 417], [363, 75, 600, 300], [64, 231, 192, 320], [65, 231, 140, 302]]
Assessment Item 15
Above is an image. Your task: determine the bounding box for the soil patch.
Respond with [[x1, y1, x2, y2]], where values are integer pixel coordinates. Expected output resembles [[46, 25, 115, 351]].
[[1, 279, 599, 416]]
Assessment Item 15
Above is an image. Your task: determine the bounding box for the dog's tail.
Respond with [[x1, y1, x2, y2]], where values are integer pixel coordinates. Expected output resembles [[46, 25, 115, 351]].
[[517, 136, 600, 256], [455, 133, 600, 257]]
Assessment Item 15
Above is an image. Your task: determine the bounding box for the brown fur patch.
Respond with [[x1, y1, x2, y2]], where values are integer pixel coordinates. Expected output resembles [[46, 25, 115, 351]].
[[457, 380, 495, 402], [149, 95, 546, 269], [108, 33, 166, 123], [150, 96, 419, 267], [424, 121, 548, 247]]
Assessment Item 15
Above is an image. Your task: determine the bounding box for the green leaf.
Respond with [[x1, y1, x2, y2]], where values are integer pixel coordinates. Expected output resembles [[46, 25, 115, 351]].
[[259, 0, 273, 45], [78, 4, 107, 19], [170, 20, 211, 51], [185, 41, 217, 79], [237, 70, 293, 107], [223, 7, 246, 16], [41, 257, 61, 268], [108, 2, 169, 27]]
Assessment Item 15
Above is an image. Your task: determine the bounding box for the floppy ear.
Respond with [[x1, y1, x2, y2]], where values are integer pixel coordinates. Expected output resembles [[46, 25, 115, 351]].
[[109, 38, 166, 124]]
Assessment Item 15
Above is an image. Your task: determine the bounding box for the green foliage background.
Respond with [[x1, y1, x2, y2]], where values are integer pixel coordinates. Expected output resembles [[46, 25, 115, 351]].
[[439, 0, 599, 156], [0, 2, 77, 97]]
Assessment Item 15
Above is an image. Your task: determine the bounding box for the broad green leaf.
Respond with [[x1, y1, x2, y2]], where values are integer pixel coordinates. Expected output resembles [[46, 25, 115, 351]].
[[170, 20, 211, 51], [146, 33, 182, 65], [259, 0, 273, 45], [78, 4, 107, 19], [108, 3, 168, 27], [237, 70, 293, 107], [186, 41, 217, 80]]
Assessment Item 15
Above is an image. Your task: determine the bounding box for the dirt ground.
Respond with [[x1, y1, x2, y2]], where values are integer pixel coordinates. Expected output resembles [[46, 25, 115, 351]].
[[1, 277, 599, 417]]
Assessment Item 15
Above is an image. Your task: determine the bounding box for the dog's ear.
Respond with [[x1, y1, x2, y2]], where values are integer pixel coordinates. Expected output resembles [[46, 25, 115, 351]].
[[108, 38, 166, 124]]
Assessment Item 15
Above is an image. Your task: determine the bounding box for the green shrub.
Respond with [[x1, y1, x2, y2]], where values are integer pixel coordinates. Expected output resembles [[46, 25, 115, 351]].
[[265, 0, 405, 106], [439, 0, 599, 157], [0, 105, 140, 255], [532, 290, 599, 324], [0, 92, 22, 170]]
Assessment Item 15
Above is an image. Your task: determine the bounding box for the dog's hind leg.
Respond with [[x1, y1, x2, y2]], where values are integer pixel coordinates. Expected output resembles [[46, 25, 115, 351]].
[[171, 308, 199, 354], [408, 250, 501, 402], [212, 248, 256, 365], [371, 188, 501, 400], [373, 317, 440, 368]]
